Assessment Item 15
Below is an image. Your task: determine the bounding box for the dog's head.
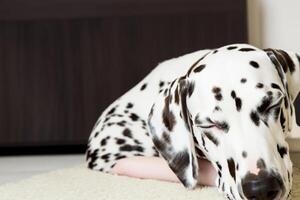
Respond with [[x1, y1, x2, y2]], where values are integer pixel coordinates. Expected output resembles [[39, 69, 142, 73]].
[[148, 44, 300, 200]]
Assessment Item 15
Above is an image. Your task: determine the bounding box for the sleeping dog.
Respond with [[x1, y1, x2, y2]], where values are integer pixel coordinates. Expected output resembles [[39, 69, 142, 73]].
[[86, 44, 300, 200]]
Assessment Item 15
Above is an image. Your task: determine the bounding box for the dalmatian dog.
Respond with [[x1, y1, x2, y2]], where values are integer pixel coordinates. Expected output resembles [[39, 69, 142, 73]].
[[86, 44, 300, 200]]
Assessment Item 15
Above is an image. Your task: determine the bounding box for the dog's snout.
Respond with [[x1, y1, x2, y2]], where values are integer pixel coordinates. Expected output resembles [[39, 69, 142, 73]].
[[241, 170, 282, 200]]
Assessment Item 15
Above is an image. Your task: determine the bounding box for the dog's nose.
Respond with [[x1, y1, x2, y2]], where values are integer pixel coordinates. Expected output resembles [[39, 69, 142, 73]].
[[241, 170, 282, 200]]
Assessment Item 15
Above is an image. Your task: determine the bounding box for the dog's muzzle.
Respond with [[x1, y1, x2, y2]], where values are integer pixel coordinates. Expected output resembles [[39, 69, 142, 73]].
[[241, 170, 283, 200]]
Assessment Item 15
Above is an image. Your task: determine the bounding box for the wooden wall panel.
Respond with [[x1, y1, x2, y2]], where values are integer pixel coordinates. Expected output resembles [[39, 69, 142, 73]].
[[0, 1, 248, 147]]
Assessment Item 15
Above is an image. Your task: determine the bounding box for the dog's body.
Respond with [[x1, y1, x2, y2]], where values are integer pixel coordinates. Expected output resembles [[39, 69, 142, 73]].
[[86, 48, 210, 170], [86, 44, 300, 200]]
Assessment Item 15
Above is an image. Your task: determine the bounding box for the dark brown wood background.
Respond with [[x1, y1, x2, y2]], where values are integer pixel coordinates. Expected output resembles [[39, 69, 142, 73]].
[[0, 0, 248, 150]]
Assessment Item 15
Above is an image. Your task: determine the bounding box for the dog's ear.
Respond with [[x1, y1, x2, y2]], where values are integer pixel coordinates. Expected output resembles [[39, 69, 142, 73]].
[[264, 49, 300, 135], [264, 49, 300, 101], [148, 76, 199, 189]]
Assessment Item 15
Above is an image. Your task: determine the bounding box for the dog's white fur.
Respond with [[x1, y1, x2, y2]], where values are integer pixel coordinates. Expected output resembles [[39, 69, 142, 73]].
[[87, 44, 300, 199]]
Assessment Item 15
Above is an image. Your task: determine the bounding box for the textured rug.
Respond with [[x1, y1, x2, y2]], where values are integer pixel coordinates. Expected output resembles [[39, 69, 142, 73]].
[[0, 165, 299, 200]]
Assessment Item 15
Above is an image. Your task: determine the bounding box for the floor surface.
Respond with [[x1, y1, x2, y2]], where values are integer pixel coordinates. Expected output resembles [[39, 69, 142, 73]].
[[0, 154, 84, 185], [0, 153, 300, 185]]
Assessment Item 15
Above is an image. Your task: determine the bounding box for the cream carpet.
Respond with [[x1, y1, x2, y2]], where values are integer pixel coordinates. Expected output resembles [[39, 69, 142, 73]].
[[0, 165, 299, 200]]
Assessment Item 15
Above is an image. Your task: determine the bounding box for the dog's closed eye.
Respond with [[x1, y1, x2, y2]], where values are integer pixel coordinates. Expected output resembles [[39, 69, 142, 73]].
[[195, 117, 229, 132]]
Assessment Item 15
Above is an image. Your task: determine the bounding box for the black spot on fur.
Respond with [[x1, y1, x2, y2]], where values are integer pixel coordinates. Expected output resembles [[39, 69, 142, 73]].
[[162, 131, 171, 143], [193, 64, 206, 73], [110, 164, 116, 168], [265, 48, 288, 84], [123, 128, 132, 138], [117, 121, 126, 127], [187, 82, 195, 97], [239, 48, 256, 52], [116, 155, 126, 160], [195, 146, 206, 158], [194, 115, 202, 125], [107, 122, 115, 126], [141, 120, 147, 127], [277, 50, 296, 73], [257, 158, 266, 169], [280, 111, 286, 131], [163, 89, 168, 96], [129, 113, 139, 121], [214, 106, 221, 111], [235, 98, 242, 111], [140, 83, 147, 91], [256, 83, 264, 88], [186, 53, 210, 76], [273, 107, 281, 121], [250, 61, 259, 68], [134, 153, 144, 156], [250, 111, 260, 126], [159, 81, 165, 87], [227, 46, 238, 50], [212, 87, 221, 94], [213, 49, 218, 54], [277, 144, 287, 158], [100, 138, 107, 146], [168, 150, 191, 187], [107, 107, 116, 115], [215, 121, 230, 133], [242, 151, 247, 158], [257, 95, 273, 115], [87, 149, 99, 169], [126, 102, 134, 109], [152, 137, 166, 151], [241, 78, 247, 83], [215, 94, 222, 101], [179, 79, 192, 131], [116, 138, 125, 145], [162, 96, 176, 131], [271, 83, 281, 90], [231, 91, 236, 99], [134, 139, 142, 145], [94, 131, 99, 137], [231, 91, 242, 111], [101, 153, 111, 160], [227, 158, 236, 181], [212, 87, 222, 101], [216, 162, 222, 171], [120, 144, 144, 152], [174, 85, 180, 105], [201, 136, 208, 152], [170, 80, 176, 88], [267, 91, 273, 96], [218, 170, 222, 177], [192, 134, 199, 147], [203, 131, 219, 146]]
